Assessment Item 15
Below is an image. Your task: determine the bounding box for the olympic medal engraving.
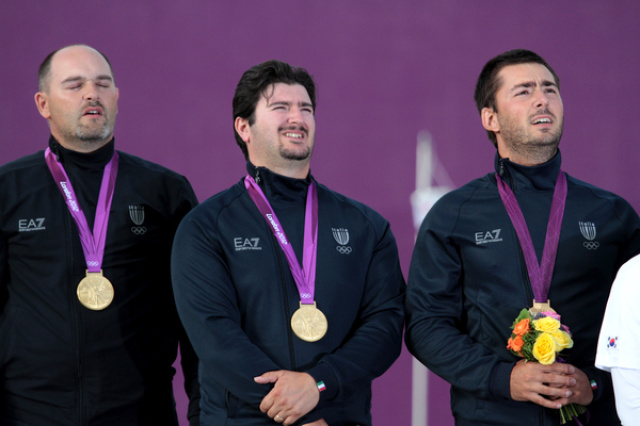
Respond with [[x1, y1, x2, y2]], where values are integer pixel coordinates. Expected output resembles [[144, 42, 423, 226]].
[[77, 271, 114, 310], [291, 302, 327, 342]]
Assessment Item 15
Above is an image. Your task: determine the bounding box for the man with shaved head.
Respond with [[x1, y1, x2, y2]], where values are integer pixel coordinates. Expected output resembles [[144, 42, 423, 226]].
[[0, 44, 200, 425]]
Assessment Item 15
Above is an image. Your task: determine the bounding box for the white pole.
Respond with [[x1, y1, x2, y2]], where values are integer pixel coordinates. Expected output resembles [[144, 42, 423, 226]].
[[415, 131, 433, 192], [412, 131, 432, 426], [412, 357, 428, 426]]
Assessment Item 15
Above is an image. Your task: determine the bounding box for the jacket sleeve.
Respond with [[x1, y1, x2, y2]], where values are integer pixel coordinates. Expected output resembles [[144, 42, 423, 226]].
[[0, 232, 6, 309], [0, 222, 6, 397], [405, 201, 515, 400], [612, 197, 640, 272], [171, 213, 281, 408], [170, 178, 202, 425], [306, 221, 406, 411], [179, 329, 202, 426]]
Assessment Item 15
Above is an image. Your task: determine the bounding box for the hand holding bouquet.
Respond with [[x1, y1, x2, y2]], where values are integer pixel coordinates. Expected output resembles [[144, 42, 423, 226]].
[[507, 309, 586, 424]]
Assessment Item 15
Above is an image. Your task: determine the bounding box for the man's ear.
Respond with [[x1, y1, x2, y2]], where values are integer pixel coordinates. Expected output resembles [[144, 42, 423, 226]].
[[35, 91, 51, 119], [481, 107, 499, 133], [235, 116, 251, 144]]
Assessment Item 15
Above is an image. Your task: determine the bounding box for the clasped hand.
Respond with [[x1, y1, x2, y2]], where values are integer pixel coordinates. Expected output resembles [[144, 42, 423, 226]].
[[254, 370, 323, 425], [510, 359, 593, 409]]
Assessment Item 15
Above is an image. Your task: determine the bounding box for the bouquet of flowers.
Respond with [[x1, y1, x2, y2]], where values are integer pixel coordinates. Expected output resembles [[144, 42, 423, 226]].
[[507, 308, 586, 424]]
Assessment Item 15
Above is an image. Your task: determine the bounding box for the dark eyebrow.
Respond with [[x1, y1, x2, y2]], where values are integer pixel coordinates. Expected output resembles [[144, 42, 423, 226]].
[[510, 81, 535, 92], [511, 80, 558, 92], [268, 100, 290, 107], [268, 100, 314, 109], [61, 75, 113, 85]]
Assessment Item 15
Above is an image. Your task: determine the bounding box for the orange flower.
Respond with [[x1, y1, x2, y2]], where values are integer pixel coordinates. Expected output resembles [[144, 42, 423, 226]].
[[513, 318, 530, 336], [507, 335, 524, 353]]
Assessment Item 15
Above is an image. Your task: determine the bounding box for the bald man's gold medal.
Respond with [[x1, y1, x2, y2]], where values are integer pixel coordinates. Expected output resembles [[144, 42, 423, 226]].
[[291, 302, 327, 342], [46, 147, 120, 311], [77, 270, 114, 310]]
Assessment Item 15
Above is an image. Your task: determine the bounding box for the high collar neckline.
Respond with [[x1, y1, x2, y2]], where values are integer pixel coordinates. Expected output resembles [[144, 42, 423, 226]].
[[495, 150, 562, 192], [48, 135, 115, 169], [246, 162, 312, 202]]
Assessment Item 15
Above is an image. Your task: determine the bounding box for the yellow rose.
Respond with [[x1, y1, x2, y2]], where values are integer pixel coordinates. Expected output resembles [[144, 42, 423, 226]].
[[534, 316, 561, 333], [550, 329, 574, 351], [532, 333, 557, 365]]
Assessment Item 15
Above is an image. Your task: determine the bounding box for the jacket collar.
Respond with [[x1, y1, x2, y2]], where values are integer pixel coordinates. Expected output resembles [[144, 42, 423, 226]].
[[494, 150, 562, 192], [245, 161, 312, 203], [48, 135, 115, 170]]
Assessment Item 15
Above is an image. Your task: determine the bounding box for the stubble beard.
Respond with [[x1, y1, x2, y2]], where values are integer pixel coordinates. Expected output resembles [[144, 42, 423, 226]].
[[501, 115, 564, 165], [279, 144, 311, 162], [75, 120, 113, 143], [75, 101, 114, 145], [278, 127, 313, 162]]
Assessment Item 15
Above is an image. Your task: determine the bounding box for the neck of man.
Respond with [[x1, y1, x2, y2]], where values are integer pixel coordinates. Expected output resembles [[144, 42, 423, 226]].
[[53, 134, 113, 154], [498, 145, 558, 167], [256, 159, 310, 180]]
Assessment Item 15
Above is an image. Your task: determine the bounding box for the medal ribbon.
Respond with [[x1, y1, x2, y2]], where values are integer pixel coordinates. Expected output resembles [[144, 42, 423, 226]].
[[496, 169, 567, 304], [244, 175, 318, 305], [45, 147, 119, 273]]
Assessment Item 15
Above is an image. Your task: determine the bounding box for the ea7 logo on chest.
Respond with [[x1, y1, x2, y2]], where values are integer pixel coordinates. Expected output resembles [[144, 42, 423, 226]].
[[234, 237, 262, 251], [475, 229, 503, 245], [18, 218, 46, 232]]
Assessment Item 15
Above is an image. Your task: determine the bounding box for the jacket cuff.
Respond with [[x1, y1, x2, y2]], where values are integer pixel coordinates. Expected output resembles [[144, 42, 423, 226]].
[[489, 361, 516, 400], [306, 363, 339, 401], [583, 365, 612, 402]]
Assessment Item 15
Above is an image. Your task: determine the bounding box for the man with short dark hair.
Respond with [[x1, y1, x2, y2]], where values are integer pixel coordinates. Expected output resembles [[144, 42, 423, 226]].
[[405, 49, 640, 425], [171, 60, 405, 425], [0, 44, 200, 425]]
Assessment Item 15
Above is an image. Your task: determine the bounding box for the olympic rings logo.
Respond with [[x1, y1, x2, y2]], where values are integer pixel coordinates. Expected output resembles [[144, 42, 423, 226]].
[[131, 226, 147, 235], [300, 293, 312, 299], [87, 261, 100, 267], [336, 246, 352, 255], [583, 241, 600, 250]]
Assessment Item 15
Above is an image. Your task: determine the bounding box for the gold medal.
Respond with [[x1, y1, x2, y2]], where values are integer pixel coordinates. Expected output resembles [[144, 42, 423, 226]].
[[77, 270, 114, 310], [530, 299, 554, 314], [291, 302, 327, 342]]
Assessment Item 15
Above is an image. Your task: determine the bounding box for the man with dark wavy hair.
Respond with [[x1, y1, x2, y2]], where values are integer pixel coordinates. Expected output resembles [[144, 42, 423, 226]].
[[172, 60, 405, 425], [406, 49, 640, 425]]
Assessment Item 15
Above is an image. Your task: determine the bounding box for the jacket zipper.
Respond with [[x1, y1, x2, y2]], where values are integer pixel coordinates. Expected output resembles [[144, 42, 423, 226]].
[[499, 159, 549, 426], [256, 167, 297, 370], [274, 240, 297, 369], [57, 151, 86, 425], [498, 159, 535, 306], [65, 209, 85, 425]]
